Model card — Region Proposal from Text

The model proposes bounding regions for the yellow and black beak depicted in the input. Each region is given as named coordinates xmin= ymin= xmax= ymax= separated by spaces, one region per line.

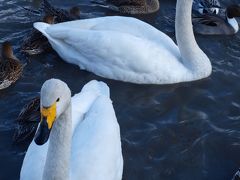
xmin=34 ymin=102 xmax=57 ymax=145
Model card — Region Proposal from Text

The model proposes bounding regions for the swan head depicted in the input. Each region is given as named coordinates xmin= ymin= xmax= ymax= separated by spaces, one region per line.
xmin=34 ymin=79 xmax=71 ymax=145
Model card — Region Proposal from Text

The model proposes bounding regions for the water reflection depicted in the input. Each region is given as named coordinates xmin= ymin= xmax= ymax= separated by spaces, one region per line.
xmin=0 ymin=0 xmax=240 ymax=180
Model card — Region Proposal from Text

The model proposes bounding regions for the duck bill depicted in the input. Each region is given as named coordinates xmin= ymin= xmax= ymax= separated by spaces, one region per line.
xmin=34 ymin=102 xmax=57 ymax=145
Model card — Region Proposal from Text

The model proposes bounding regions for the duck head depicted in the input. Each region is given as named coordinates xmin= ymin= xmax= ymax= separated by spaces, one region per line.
xmin=227 ymin=4 xmax=240 ymax=18
xmin=43 ymin=15 xmax=57 ymax=24
xmin=34 ymin=79 xmax=71 ymax=145
xmin=69 ymin=6 xmax=80 ymax=19
xmin=2 ymin=41 xmax=14 ymax=59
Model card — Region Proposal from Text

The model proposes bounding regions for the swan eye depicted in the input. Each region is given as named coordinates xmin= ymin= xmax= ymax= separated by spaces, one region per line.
xmin=56 ymin=98 xmax=60 ymax=102
xmin=213 ymin=9 xmax=217 ymax=14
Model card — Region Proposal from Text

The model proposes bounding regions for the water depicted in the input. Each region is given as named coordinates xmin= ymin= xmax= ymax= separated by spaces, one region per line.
xmin=0 ymin=0 xmax=240 ymax=179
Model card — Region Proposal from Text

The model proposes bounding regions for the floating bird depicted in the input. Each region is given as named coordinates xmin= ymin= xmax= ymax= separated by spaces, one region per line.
xmin=34 ymin=0 xmax=212 ymax=84
xmin=13 ymin=97 xmax=40 ymax=143
xmin=42 ymin=0 xmax=80 ymax=22
xmin=0 ymin=42 xmax=24 ymax=90
xmin=21 ymin=15 xmax=56 ymax=56
xmin=91 ymin=0 xmax=160 ymax=14
xmin=20 ymin=79 xmax=123 ymax=180
xmin=193 ymin=4 xmax=240 ymax=35
xmin=21 ymin=0 xmax=81 ymax=56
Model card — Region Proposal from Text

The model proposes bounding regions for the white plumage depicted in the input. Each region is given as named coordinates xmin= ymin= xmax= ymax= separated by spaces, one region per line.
xmin=34 ymin=0 xmax=212 ymax=84
xmin=20 ymin=80 xmax=123 ymax=180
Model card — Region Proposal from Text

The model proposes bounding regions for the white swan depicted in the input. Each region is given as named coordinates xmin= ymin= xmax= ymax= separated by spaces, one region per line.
xmin=34 ymin=0 xmax=212 ymax=84
xmin=20 ymin=79 xmax=123 ymax=180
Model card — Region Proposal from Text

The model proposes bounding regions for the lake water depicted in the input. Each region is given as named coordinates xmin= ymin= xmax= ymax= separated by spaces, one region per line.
xmin=0 ymin=0 xmax=240 ymax=179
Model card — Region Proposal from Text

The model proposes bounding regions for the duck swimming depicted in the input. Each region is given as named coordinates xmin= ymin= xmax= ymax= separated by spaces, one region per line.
xmin=21 ymin=15 xmax=56 ymax=56
xmin=20 ymin=79 xmax=123 ymax=180
xmin=13 ymin=97 xmax=40 ymax=143
xmin=34 ymin=0 xmax=211 ymax=84
xmin=0 ymin=42 xmax=24 ymax=90
xmin=42 ymin=0 xmax=80 ymax=23
xmin=91 ymin=0 xmax=160 ymax=14
xmin=193 ymin=4 xmax=240 ymax=35
xmin=21 ymin=0 xmax=81 ymax=56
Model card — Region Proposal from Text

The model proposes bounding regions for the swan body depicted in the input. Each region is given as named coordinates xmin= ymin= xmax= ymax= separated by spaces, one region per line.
xmin=20 ymin=79 xmax=123 ymax=180
xmin=34 ymin=0 xmax=211 ymax=84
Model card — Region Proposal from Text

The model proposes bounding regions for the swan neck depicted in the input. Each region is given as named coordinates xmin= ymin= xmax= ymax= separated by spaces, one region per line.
xmin=43 ymin=102 xmax=72 ymax=180
xmin=175 ymin=0 xmax=211 ymax=77
xmin=175 ymin=0 xmax=198 ymax=59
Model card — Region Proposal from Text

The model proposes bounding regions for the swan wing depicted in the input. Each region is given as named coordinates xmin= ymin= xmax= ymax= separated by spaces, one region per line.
xmin=20 ymin=139 xmax=48 ymax=180
xmin=71 ymin=96 xmax=123 ymax=180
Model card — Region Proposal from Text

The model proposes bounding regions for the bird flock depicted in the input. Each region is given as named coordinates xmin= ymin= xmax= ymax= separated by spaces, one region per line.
xmin=0 ymin=0 xmax=239 ymax=179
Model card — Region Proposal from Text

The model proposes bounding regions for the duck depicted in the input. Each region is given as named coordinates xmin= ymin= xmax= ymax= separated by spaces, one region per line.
xmin=20 ymin=79 xmax=123 ymax=180
xmin=0 ymin=42 xmax=24 ymax=90
xmin=91 ymin=0 xmax=160 ymax=14
xmin=42 ymin=0 xmax=80 ymax=23
xmin=13 ymin=97 xmax=40 ymax=143
xmin=193 ymin=4 xmax=240 ymax=35
xmin=193 ymin=0 xmax=220 ymax=15
xmin=21 ymin=15 xmax=56 ymax=56
xmin=34 ymin=0 xmax=212 ymax=84
xmin=21 ymin=1 xmax=81 ymax=56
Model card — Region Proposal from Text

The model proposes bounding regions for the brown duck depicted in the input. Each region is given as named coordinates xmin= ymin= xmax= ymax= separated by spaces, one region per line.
xmin=92 ymin=0 xmax=160 ymax=14
xmin=42 ymin=0 xmax=80 ymax=23
xmin=0 ymin=42 xmax=24 ymax=90
xmin=21 ymin=0 xmax=80 ymax=56
xmin=21 ymin=15 xmax=56 ymax=56
xmin=13 ymin=97 xmax=40 ymax=143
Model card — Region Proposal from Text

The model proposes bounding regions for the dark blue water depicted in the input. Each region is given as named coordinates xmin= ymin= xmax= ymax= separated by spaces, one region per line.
xmin=0 ymin=0 xmax=240 ymax=179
